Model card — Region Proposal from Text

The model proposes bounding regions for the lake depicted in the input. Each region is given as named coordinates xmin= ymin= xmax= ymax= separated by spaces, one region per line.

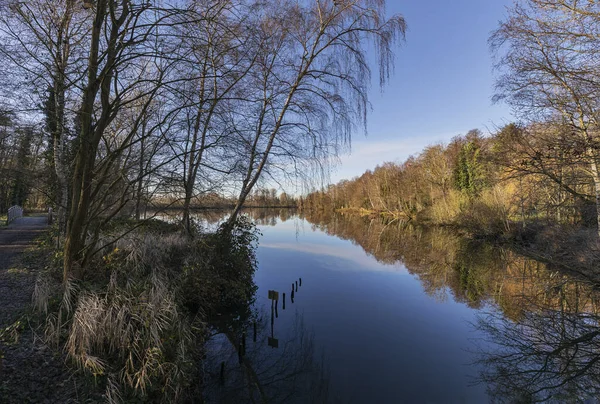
xmin=197 ymin=209 xmax=600 ymax=403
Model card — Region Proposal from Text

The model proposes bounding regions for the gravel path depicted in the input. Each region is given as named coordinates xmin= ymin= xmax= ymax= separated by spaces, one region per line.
xmin=0 ymin=216 xmax=90 ymax=404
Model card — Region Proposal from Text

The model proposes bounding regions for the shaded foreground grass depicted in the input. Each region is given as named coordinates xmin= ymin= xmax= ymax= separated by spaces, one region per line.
xmin=4 ymin=217 xmax=259 ymax=403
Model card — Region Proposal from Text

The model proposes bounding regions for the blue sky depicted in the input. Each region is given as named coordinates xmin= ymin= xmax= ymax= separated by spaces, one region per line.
xmin=329 ymin=0 xmax=514 ymax=184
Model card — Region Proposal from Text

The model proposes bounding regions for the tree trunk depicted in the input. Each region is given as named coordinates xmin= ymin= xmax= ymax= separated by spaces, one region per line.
xmin=53 ymin=0 xmax=75 ymax=237
xmin=182 ymin=181 xmax=194 ymax=234
xmin=63 ymin=0 xmax=108 ymax=281
xmin=135 ymin=122 xmax=146 ymax=221
xmin=53 ymin=85 xmax=69 ymax=236
xmin=588 ymin=149 xmax=600 ymax=238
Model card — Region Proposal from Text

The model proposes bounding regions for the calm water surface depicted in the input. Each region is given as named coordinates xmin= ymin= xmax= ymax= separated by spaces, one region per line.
xmin=201 ymin=210 xmax=600 ymax=403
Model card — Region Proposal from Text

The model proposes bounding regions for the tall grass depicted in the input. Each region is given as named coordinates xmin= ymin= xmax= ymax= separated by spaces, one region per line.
xmin=33 ymin=218 xmax=259 ymax=402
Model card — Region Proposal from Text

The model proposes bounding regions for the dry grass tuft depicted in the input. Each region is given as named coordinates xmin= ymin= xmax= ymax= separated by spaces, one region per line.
xmin=34 ymin=231 xmax=208 ymax=402
xmin=65 ymin=275 xmax=195 ymax=400
xmin=33 ymin=218 xmax=258 ymax=402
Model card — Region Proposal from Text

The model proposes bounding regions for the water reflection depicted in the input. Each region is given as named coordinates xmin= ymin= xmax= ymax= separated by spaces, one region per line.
xmin=474 ymin=279 xmax=600 ymax=403
xmin=301 ymin=210 xmax=600 ymax=402
xmin=204 ymin=275 xmax=334 ymax=404
xmin=195 ymin=207 xmax=296 ymax=227
xmin=199 ymin=209 xmax=600 ymax=402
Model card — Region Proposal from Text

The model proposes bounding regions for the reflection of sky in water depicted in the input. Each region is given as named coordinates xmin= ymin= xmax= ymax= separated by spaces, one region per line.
xmin=261 ymin=241 xmax=408 ymax=274
xmin=252 ymin=217 xmax=490 ymax=403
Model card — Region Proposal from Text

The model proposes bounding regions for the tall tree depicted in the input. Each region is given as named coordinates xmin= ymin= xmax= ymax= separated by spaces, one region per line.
xmin=226 ymin=0 xmax=406 ymax=227
xmin=491 ymin=0 xmax=600 ymax=235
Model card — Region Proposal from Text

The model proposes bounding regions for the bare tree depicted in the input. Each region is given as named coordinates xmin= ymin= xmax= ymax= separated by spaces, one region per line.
xmin=491 ymin=0 xmax=600 ymax=235
xmin=168 ymin=0 xmax=257 ymax=233
xmin=0 ymin=0 xmax=91 ymax=232
xmin=63 ymin=1 xmax=190 ymax=280
xmin=225 ymin=0 xmax=405 ymax=227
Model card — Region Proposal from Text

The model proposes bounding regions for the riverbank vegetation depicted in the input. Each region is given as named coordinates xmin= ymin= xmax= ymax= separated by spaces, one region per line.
xmin=301 ymin=124 xmax=596 ymax=233
xmin=30 ymin=217 xmax=258 ymax=402
xmin=301 ymin=123 xmax=600 ymax=273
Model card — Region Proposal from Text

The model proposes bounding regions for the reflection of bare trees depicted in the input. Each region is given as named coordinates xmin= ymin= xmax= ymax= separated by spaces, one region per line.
xmin=473 ymin=275 xmax=600 ymax=403
xmin=475 ymin=306 xmax=600 ymax=403
xmin=189 ymin=208 xmax=296 ymax=227
xmin=203 ymin=311 xmax=334 ymax=404
xmin=242 ymin=208 xmax=295 ymax=226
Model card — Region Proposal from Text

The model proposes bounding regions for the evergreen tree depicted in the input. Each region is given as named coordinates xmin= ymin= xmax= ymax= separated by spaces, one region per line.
xmin=453 ymin=141 xmax=485 ymax=197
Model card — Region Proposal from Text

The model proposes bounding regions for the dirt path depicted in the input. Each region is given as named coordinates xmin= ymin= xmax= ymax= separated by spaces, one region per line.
xmin=0 ymin=216 xmax=49 ymax=326
xmin=0 ymin=216 xmax=93 ymax=404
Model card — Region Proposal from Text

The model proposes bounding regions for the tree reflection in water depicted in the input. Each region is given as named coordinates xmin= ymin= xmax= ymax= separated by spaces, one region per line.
xmin=302 ymin=210 xmax=600 ymax=401
xmin=203 ymin=308 xmax=335 ymax=403
xmin=474 ymin=281 xmax=600 ymax=403
xmin=196 ymin=209 xmax=600 ymax=402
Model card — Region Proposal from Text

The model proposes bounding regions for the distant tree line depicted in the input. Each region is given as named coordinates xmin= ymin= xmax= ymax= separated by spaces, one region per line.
xmin=154 ymin=188 xmax=298 ymax=209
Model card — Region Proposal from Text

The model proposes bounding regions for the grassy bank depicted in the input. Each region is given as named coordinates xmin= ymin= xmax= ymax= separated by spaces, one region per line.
xmin=20 ymin=217 xmax=259 ymax=402
xmin=336 ymin=207 xmax=410 ymax=219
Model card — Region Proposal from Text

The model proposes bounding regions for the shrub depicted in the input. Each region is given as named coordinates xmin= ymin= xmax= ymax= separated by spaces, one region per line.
xmin=455 ymin=187 xmax=512 ymax=238
xmin=429 ymin=189 xmax=469 ymax=224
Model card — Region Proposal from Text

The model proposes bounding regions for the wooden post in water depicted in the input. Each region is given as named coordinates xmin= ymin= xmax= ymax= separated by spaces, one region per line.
xmin=282 ymin=293 xmax=286 ymax=310
xmin=299 ymin=277 xmax=302 ymax=287
xmin=270 ymin=303 xmax=274 ymax=337
xmin=268 ymin=290 xmax=279 ymax=301
xmin=295 ymin=280 xmax=298 ymax=292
